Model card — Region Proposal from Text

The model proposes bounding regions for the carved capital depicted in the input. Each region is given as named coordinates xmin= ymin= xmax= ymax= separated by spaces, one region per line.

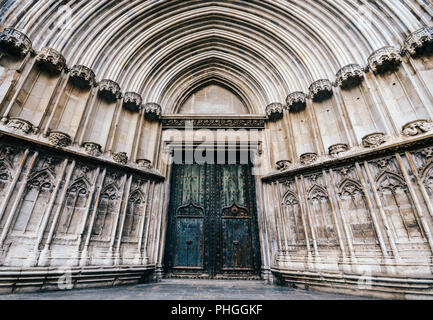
xmin=123 ymin=92 xmax=142 ymax=112
xmin=265 ymin=103 xmax=284 ymax=121
xmin=404 ymin=27 xmax=433 ymax=57
xmin=368 ymin=46 xmax=402 ymax=74
xmin=329 ymin=143 xmax=349 ymax=157
xmin=69 ymin=65 xmax=96 ymax=89
xmin=48 ymin=131 xmax=72 ymax=147
xmin=335 ymin=64 xmax=364 ymax=89
xmin=136 ymin=158 xmax=152 ymax=169
xmin=300 ymin=152 xmax=318 ymax=165
xmin=98 ymin=79 xmax=121 ymax=102
xmin=402 ymin=119 xmax=433 ymax=136
xmin=309 ymin=79 xmax=333 ymax=102
xmin=35 ymin=47 xmax=66 ymax=74
xmin=144 ymin=102 xmax=162 ymax=121
xmin=112 ymin=152 xmax=128 ymax=164
xmin=0 ymin=28 xmax=32 ymax=57
xmin=83 ymin=142 xmax=102 ymax=156
xmin=276 ymin=160 xmax=291 ymax=171
xmin=6 ymin=117 xmax=35 ymax=134
xmin=362 ymin=132 xmax=386 ymax=148
xmin=286 ymin=92 xmax=307 ymax=112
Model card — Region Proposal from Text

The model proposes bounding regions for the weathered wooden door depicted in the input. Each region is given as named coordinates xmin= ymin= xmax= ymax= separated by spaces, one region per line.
xmin=164 ymin=163 xmax=261 ymax=278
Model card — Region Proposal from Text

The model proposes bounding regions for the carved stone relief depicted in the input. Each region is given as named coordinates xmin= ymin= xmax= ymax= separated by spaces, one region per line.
xmin=69 ymin=65 xmax=96 ymax=89
xmin=144 ymin=103 xmax=162 ymax=121
xmin=265 ymin=103 xmax=284 ymax=121
xmin=123 ymin=92 xmax=142 ymax=112
xmin=402 ymin=120 xmax=433 ymax=137
xmin=35 ymin=47 xmax=66 ymax=74
xmin=404 ymin=26 xmax=433 ymax=57
xmin=335 ymin=64 xmax=364 ymax=90
xmin=300 ymin=152 xmax=318 ymax=165
xmin=0 ymin=28 xmax=32 ymax=57
xmin=362 ymin=132 xmax=387 ymax=148
xmin=48 ymin=131 xmax=72 ymax=148
xmin=98 ymin=79 xmax=121 ymax=102
xmin=286 ymin=92 xmax=306 ymax=113
xmin=309 ymin=79 xmax=333 ymax=102
xmin=368 ymin=46 xmax=402 ymax=74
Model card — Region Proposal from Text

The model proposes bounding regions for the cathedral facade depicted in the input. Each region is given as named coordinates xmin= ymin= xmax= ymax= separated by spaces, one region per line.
xmin=0 ymin=0 xmax=432 ymax=298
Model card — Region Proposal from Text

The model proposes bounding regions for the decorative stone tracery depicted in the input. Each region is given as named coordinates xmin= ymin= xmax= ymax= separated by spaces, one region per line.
xmin=309 ymin=79 xmax=333 ymax=102
xmin=265 ymin=103 xmax=284 ymax=121
xmin=286 ymin=92 xmax=307 ymax=112
xmin=35 ymin=47 xmax=66 ymax=74
xmin=0 ymin=28 xmax=32 ymax=57
xmin=335 ymin=64 xmax=364 ymax=89
xmin=404 ymin=27 xmax=433 ymax=57
xmin=368 ymin=46 xmax=402 ymax=74
xmin=69 ymin=65 xmax=96 ymax=89
xmin=144 ymin=103 xmax=162 ymax=121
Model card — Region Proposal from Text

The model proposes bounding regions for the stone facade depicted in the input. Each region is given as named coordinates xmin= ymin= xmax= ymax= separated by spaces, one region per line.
xmin=0 ymin=0 xmax=433 ymax=298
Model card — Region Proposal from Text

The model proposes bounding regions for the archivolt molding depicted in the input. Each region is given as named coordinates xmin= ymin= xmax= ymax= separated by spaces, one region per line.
xmin=0 ymin=0 xmax=431 ymax=114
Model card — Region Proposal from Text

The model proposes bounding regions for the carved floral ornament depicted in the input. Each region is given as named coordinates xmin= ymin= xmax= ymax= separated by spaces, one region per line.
xmin=402 ymin=119 xmax=433 ymax=137
xmin=48 ymin=131 xmax=72 ymax=148
xmin=309 ymin=79 xmax=333 ymax=102
xmin=368 ymin=46 xmax=402 ymax=74
xmin=98 ymin=79 xmax=121 ymax=101
xmin=362 ymin=132 xmax=387 ymax=148
xmin=335 ymin=64 xmax=365 ymax=90
xmin=329 ymin=143 xmax=349 ymax=157
xmin=300 ymin=152 xmax=318 ymax=165
xmin=143 ymin=103 xmax=162 ymax=121
xmin=83 ymin=142 xmax=102 ymax=156
xmin=276 ymin=160 xmax=291 ymax=171
xmin=69 ymin=65 xmax=96 ymax=89
xmin=112 ymin=152 xmax=128 ymax=164
xmin=123 ymin=92 xmax=142 ymax=112
xmin=404 ymin=27 xmax=433 ymax=57
xmin=286 ymin=92 xmax=307 ymax=112
xmin=136 ymin=159 xmax=152 ymax=169
xmin=6 ymin=117 xmax=36 ymax=134
xmin=0 ymin=28 xmax=32 ymax=57
xmin=35 ymin=47 xmax=66 ymax=74
xmin=265 ymin=103 xmax=284 ymax=121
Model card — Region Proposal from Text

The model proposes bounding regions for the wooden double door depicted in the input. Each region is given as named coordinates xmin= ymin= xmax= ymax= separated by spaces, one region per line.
xmin=164 ymin=163 xmax=261 ymax=278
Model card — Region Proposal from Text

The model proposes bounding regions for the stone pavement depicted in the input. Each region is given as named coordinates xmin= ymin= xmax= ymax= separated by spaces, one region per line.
xmin=0 ymin=279 xmax=371 ymax=300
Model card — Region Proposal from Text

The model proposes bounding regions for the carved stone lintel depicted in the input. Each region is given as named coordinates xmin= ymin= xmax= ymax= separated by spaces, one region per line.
xmin=276 ymin=160 xmax=291 ymax=171
xmin=48 ymin=131 xmax=72 ymax=147
xmin=69 ymin=65 xmax=96 ymax=89
xmin=368 ymin=46 xmax=402 ymax=74
xmin=6 ymin=117 xmax=35 ymax=134
xmin=286 ymin=92 xmax=307 ymax=113
xmin=329 ymin=143 xmax=349 ymax=157
xmin=83 ymin=142 xmax=102 ymax=156
xmin=335 ymin=64 xmax=364 ymax=90
xmin=123 ymin=92 xmax=142 ymax=112
xmin=161 ymin=118 xmax=266 ymax=129
xmin=300 ymin=153 xmax=318 ymax=165
xmin=98 ymin=79 xmax=121 ymax=102
xmin=404 ymin=27 xmax=433 ymax=57
xmin=362 ymin=132 xmax=387 ymax=148
xmin=112 ymin=152 xmax=128 ymax=164
xmin=309 ymin=79 xmax=333 ymax=102
xmin=136 ymin=158 xmax=152 ymax=169
xmin=35 ymin=47 xmax=66 ymax=74
xmin=0 ymin=28 xmax=32 ymax=57
xmin=144 ymin=103 xmax=162 ymax=121
xmin=266 ymin=103 xmax=284 ymax=121
xmin=402 ymin=119 xmax=433 ymax=136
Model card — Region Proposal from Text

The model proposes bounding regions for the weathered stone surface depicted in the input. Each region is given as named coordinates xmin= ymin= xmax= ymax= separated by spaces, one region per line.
xmin=335 ymin=64 xmax=364 ymax=89
xmin=144 ymin=103 xmax=162 ymax=120
xmin=266 ymin=103 xmax=284 ymax=121
xmin=69 ymin=65 xmax=96 ymax=89
xmin=404 ymin=27 xmax=433 ymax=57
xmin=123 ymin=92 xmax=142 ymax=112
xmin=286 ymin=92 xmax=306 ymax=112
xmin=98 ymin=79 xmax=121 ymax=101
xmin=35 ymin=47 xmax=66 ymax=74
xmin=309 ymin=79 xmax=333 ymax=102
xmin=0 ymin=28 xmax=32 ymax=57
xmin=368 ymin=46 xmax=402 ymax=74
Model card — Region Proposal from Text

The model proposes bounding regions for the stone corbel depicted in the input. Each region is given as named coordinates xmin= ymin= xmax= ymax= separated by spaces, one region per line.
xmin=309 ymin=79 xmax=333 ymax=102
xmin=35 ymin=47 xmax=66 ymax=74
xmin=265 ymin=103 xmax=284 ymax=121
xmin=276 ymin=160 xmax=291 ymax=171
xmin=48 ymin=131 xmax=72 ymax=147
xmin=144 ymin=103 xmax=162 ymax=121
xmin=83 ymin=142 xmax=102 ymax=156
xmin=335 ymin=64 xmax=364 ymax=90
xmin=69 ymin=65 xmax=96 ymax=89
xmin=368 ymin=46 xmax=402 ymax=74
xmin=329 ymin=143 xmax=349 ymax=157
xmin=404 ymin=27 xmax=433 ymax=57
xmin=362 ymin=132 xmax=387 ymax=148
xmin=300 ymin=152 xmax=318 ymax=165
xmin=6 ymin=117 xmax=36 ymax=134
xmin=123 ymin=92 xmax=142 ymax=112
xmin=286 ymin=92 xmax=307 ymax=112
xmin=136 ymin=158 xmax=152 ymax=169
xmin=112 ymin=152 xmax=128 ymax=164
xmin=98 ymin=79 xmax=121 ymax=102
xmin=0 ymin=28 xmax=32 ymax=58
xmin=402 ymin=119 xmax=433 ymax=137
